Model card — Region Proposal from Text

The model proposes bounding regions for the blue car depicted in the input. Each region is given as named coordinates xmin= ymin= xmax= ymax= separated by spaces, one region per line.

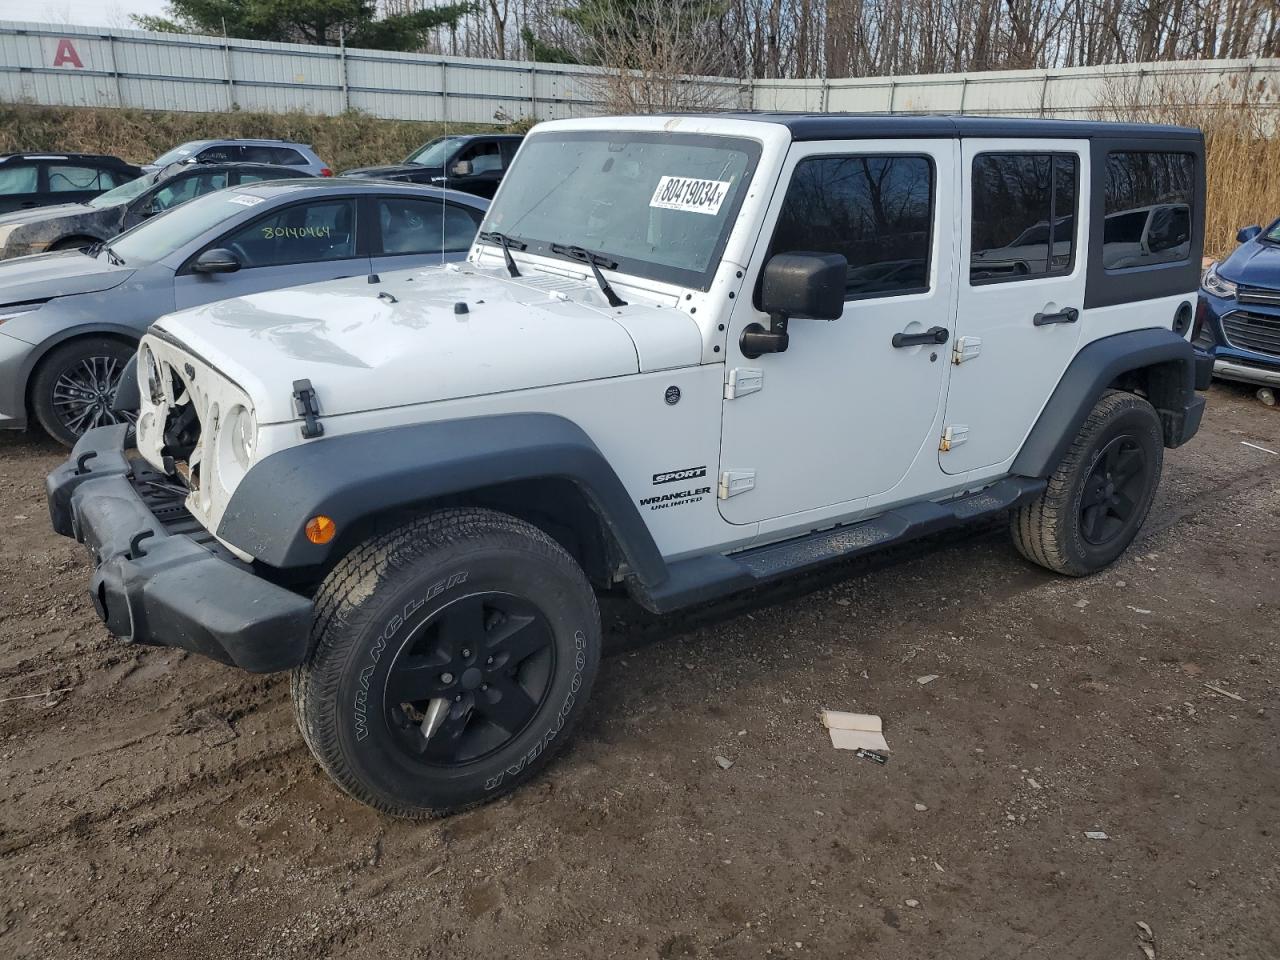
xmin=1196 ymin=221 xmax=1280 ymax=391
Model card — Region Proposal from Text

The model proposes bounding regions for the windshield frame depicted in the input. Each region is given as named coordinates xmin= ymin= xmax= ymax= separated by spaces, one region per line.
xmin=480 ymin=130 xmax=763 ymax=292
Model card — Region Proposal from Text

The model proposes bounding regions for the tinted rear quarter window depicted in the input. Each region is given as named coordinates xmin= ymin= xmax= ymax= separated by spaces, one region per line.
xmin=769 ymin=154 xmax=934 ymax=298
xmin=970 ymin=153 xmax=1078 ymax=283
xmin=1102 ymin=151 xmax=1195 ymax=269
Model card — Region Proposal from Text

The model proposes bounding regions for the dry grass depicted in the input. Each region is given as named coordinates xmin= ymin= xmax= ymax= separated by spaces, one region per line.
xmin=1094 ymin=72 xmax=1280 ymax=258
xmin=0 ymin=103 xmax=495 ymax=172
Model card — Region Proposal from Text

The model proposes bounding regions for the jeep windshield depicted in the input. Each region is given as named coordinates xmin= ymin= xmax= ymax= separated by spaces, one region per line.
xmin=481 ymin=130 xmax=761 ymax=290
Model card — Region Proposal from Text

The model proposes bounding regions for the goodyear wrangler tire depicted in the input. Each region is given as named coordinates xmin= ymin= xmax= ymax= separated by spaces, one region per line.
xmin=1011 ymin=390 xmax=1164 ymax=576
xmin=292 ymin=508 xmax=601 ymax=818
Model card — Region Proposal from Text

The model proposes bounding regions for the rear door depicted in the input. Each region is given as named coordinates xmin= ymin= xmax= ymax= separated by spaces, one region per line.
xmin=172 ymin=196 xmax=369 ymax=309
xmin=43 ymin=161 xmax=125 ymax=205
xmin=939 ymin=140 xmax=1089 ymax=475
xmin=369 ymin=195 xmax=483 ymax=273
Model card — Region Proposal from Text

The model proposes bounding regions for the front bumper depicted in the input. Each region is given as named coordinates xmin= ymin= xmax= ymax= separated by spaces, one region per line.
xmin=46 ymin=424 xmax=312 ymax=672
xmin=1214 ymin=358 xmax=1280 ymax=387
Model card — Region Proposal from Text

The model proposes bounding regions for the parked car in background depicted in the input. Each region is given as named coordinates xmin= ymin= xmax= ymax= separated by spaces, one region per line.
xmin=1196 ymin=220 xmax=1280 ymax=390
xmin=0 ymin=153 xmax=142 ymax=214
xmin=0 ymin=179 xmax=487 ymax=444
xmin=144 ymin=139 xmax=332 ymax=177
xmin=0 ymin=162 xmax=307 ymax=260
xmin=341 ymin=133 xmax=523 ymax=199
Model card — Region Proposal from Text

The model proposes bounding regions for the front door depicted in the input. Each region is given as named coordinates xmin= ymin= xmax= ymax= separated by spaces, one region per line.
xmin=718 ymin=140 xmax=958 ymax=525
xmin=173 ymin=196 xmax=369 ymax=310
xmin=939 ymin=139 xmax=1089 ymax=474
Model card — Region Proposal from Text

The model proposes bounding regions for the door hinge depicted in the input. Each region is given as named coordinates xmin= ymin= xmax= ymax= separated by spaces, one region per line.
xmin=718 ymin=470 xmax=756 ymax=499
xmin=724 ymin=367 xmax=763 ymax=399
xmin=939 ymin=425 xmax=969 ymax=452
xmin=952 ymin=336 xmax=982 ymax=364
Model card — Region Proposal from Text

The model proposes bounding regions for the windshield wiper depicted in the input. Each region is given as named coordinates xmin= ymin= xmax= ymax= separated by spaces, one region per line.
xmin=478 ymin=230 xmax=526 ymax=278
xmin=549 ymin=243 xmax=627 ymax=307
xmin=101 ymin=244 xmax=125 ymax=266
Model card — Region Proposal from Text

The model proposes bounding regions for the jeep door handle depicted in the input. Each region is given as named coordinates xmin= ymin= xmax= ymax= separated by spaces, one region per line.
xmin=1033 ymin=307 xmax=1079 ymax=326
xmin=891 ymin=326 xmax=949 ymax=348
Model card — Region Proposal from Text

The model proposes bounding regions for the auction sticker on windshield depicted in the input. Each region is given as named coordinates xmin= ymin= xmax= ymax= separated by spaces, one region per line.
xmin=227 ymin=194 xmax=266 ymax=207
xmin=650 ymin=176 xmax=732 ymax=215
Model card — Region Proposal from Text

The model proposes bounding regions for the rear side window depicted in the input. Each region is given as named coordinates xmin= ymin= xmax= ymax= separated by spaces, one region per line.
xmin=1103 ymin=152 xmax=1194 ymax=269
xmin=197 ymin=145 xmax=242 ymax=164
xmin=971 ymin=153 xmax=1078 ymax=283
xmin=241 ymin=145 xmax=308 ymax=166
xmin=378 ymin=197 xmax=480 ymax=255
xmin=46 ymin=164 xmax=122 ymax=192
xmin=769 ymin=155 xmax=934 ymax=299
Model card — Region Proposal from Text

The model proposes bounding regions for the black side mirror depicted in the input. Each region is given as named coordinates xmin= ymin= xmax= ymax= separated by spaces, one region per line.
xmin=742 ymin=252 xmax=847 ymax=359
xmin=1237 ymin=224 xmax=1262 ymax=243
xmin=191 ymin=248 xmax=241 ymax=274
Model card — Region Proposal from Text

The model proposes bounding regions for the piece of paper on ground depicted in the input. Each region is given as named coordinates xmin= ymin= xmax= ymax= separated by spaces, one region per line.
xmin=822 ymin=710 xmax=889 ymax=752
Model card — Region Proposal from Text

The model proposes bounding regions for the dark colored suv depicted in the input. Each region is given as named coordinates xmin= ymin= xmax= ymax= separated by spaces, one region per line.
xmin=1195 ymin=221 xmax=1280 ymax=392
xmin=341 ymin=134 xmax=523 ymax=199
xmin=0 ymin=162 xmax=307 ymax=259
xmin=0 ymin=153 xmax=143 ymax=214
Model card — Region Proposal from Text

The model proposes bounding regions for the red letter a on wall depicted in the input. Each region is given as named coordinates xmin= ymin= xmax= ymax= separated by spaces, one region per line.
xmin=53 ymin=38 xmax=83 ymax=68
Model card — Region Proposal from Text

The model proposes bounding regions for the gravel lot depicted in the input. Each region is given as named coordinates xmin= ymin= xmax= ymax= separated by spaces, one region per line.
xmin=1 ymin=383 xmax=1277 ymax=960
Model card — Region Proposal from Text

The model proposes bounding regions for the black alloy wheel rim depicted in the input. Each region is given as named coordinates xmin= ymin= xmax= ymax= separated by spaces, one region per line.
xmin=383 ymin=592 xmax=556 ymax=767
xmin=1079 ymin=435 xmax=1148 ymax=546
xmin=52 ymin=355 xmax=136 ymax=436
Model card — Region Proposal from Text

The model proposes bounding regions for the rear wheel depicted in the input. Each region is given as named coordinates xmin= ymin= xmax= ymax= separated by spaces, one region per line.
xmin=30 ymin=337 xmax=137 ymax=447
xmin=1011 ymin=390 xmax=1164 ymax=576
xmin=292 ymin=508 xmax=601 ymax=818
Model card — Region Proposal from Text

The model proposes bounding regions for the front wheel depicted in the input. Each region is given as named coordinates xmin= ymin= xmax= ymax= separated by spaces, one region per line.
xmin=30 ymin=337 xmax=137 ymax=446
xmin=1011 ymin=390 xmax=1164 ymax=576
xmin=292 ymin=508 xmax=602 ymax=818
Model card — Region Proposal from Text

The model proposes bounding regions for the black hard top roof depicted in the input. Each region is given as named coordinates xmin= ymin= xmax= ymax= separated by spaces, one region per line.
xmin=0 ymin=152 xmax=139 ymax=165
xmin=689 ymin=113 xmax=1201 ymax=142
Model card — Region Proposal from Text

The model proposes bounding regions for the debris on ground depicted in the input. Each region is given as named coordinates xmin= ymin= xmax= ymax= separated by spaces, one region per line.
xmin=1084 ymin=831 xmax=1110 ymax=840
xmin=1137 ymin=920 xmax=1156 ymax=958
xmin=1203 ymin=683 xmax=1245 ymax=702
xmin=914 ymin=802 xmax=928 ymax=812
xmin=917 ymin=674 xmax=939 ymax=685
xmin=714 ymin=755 xmax=734 ymax=770
xmin=822 ymin=710 xmax=889 ymax=752
xmin=854 ymin=749 xmax=888 ymax=765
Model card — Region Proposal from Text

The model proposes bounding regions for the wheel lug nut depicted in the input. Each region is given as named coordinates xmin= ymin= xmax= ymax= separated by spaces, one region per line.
xmin=461 ymin=648 xmax=471 ymax=658
xmin=486 ymin=656 xmax=494 ymax=665
xmin=480 ymin=683 xmax=488 ymax=691
xmin=440 ymin=672 xmax=454 ymax=684
xmin=454 ymin=695 xmax=462 ymax=702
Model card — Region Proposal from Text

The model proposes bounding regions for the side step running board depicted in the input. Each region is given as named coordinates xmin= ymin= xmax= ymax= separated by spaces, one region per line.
xmin=638 ymin=476 xmax=1045 ymax=613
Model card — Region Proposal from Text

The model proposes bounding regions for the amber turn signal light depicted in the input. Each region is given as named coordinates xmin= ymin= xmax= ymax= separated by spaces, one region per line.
xmin=305 ymin=515 xmax=336 ymax=544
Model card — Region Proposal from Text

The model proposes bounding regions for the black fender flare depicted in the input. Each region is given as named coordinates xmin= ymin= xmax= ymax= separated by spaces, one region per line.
xmin=216 ymin=413 xmax=669 ymax=586
xmin=1012 ymin=327 xmax=1202 ymax=478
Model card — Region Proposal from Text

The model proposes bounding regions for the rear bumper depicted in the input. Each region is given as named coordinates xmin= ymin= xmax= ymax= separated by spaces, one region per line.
xmin=46 ymin=424 xmax=312 ymax=673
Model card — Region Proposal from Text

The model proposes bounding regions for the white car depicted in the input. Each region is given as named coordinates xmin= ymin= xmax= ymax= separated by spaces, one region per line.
xmin=49 ymin=114 xmax=1211 ymax=817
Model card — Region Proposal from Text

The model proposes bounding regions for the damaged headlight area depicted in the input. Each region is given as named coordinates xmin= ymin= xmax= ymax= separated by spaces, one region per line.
xmin=135 ymin=335 xmax=258 ymax=535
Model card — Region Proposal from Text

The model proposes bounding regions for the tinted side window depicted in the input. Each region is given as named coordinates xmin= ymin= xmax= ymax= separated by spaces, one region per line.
xmin=197 ymin=145 xmax=242 ymax=163
xmin=769 ymin=155 xmax=933 ymax=298
xmin=222 ymin=199 xmax=357 ymax=267
xmin=971 ymin=153 xmax=1078 ymax=283
xmin=378 ymin=197 xmax=480 ymax=255
xmin=238 ymin=168 xmax=294 ymax=185
xmin=151 ymin=172 xmax=230 ymax=211
xmin=1103 ymin=151 xmax=1194 ymax=269
xmin=0 ymin=164 xmax=38 ymax=194
xmin=457 ymin=141 xmax=504 ymax=175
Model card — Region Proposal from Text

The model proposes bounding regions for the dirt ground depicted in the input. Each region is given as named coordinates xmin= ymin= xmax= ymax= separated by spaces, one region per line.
xmin=0 ymin=383 xmax=1277 ymax=960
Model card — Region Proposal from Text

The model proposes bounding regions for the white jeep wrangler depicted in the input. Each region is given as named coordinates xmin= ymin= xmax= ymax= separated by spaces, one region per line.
xmin=48 ymin=114 xmax=1211 ymax=817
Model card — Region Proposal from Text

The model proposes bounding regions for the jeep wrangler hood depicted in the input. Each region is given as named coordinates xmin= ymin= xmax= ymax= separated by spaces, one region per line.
xmin=151 ymin=266 xmax=701 ymax=424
